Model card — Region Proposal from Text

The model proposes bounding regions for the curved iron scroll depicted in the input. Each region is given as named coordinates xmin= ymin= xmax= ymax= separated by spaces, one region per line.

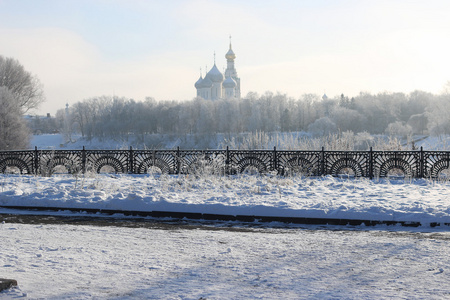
xmin=278 ymin=151 xmax=320 ymax=176
xmin=0 ymin=157 xmax=31 ymax=174
xmin=0 ymin=150 xmax=35 ymax=174
xmin=324 ymin=152 xmax=368 ymax=177
xmin=373 ymin=151 xmax=419 ymax=178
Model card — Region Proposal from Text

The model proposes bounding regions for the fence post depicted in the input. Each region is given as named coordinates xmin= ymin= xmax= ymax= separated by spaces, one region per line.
xmin=82 ymin=146 xmax=86 ymax=174
xmin=129 ymin=146 xmax=134 ymax=174
xmin=273 ymin=146 xmax=277 ymax=173
xmin=419 ymin=146 xmax=424 ymax=178
xmin=176 ymin=146 xmax=181 ymax=174
xmin=369 ymin=147 xmax=373 ymax=180
xmin=34 ymin=146 xmax=39 ymax=175
xmin=321 ymin=147 xmax=325 ymax=176
xmin=447 ymin=151 xmax=450 ymax=172
xmin=226 ymin=146 xmax=230 ymax=175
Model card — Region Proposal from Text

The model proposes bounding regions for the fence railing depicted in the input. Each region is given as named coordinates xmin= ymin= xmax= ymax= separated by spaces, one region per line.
xmin=0 ymin=146 xmax=449 ymax=178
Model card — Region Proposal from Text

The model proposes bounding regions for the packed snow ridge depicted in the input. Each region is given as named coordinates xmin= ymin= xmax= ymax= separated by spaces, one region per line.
xmin=1 ymin=172 xmax=450 ymax=226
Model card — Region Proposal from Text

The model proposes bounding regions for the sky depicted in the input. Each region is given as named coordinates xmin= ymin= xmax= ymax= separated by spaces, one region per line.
xmin=1 ymin=0 xmax=450 ymax=115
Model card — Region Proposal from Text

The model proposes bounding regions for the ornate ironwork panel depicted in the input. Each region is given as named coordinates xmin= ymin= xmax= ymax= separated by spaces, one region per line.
xmin=0 ymin=150 xmax=35 ymax=174
xmin=323 ymin=151 xmax=369 ymax=177
xmin=422 ymin=151 xmax=450 ymax=178
xmin=372 ymin=151 xmax=420 ymax=178
xmin=178 ymin=150 xmax=227 ymax=175
xmin=132 ymin=150 xmax=177 ymax=174
xmin=38 ymin=150 xmax=83 ymax=174
xmin=85 ymin=150 xmax=130 ymax=173
xmin=277 ymin=151 xmax=321 ymax=176
xmin=228 ymin=150 xmax=273 ymax=174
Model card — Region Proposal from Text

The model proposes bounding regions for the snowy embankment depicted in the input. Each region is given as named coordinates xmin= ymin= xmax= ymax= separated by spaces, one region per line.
xmin=1 ymin=173 xmax=450 ymax=226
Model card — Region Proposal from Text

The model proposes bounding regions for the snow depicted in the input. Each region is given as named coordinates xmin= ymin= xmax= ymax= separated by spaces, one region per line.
xmin=30 ymin=134 xmax=66 ymax=150
xmin=1 ymin=174 xmax=450 ymax=225
xmin=2 ymin=221 xmax=450 ymax=299
xmin=21 ymin=133 xmax=450 ymax=226
xmin=416 ymin=135 xmax=450 ymax=150
xmin=30 ymin=133 xmax=450 ymax=151
xmin=30 ymin=134 xmax=121 ymax=150
xmin=2 ymin=175 xmax=450 ymax=299
xmin=2 ymin=134 xmax=450 ymax=298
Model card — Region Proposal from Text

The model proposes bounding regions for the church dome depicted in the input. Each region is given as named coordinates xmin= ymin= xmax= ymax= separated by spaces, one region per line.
xmin=225 ymin=48 xmax=236 ymax=60
xmin=194 ymin=76 xmax=203 ymax=89
xmin=206 ymin=64 xmax=224 ymax=83
xmin=223 ymin=76 xmax=236 ymax=88
xmin=199 ymin=75 xmax=213 ymax=88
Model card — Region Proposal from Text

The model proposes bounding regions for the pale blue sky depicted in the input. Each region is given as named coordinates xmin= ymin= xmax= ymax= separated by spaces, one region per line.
xmin=1 ymin=0 xmax=449 ymax=114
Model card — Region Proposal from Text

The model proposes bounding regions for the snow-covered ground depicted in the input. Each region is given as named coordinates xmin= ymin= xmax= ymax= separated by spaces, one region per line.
xmin=2 ymin=221 xmax=450 ymax=299
xmin=30 ymin=133 xmax=450 ymax=150
xmin=1 ymin=134 xmax=450 ymax=298
xmin=2 ymin=174 xmax=450 ymax=299
xmin=2 ymin=174 xmax=450 ymax=298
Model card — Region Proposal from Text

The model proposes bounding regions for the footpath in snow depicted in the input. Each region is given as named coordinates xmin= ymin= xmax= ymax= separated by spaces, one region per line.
xmin=1 ymin=173 xmax=450 ymax=227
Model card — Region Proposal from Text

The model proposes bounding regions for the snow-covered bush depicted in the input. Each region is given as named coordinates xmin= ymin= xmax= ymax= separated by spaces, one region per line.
xmin=385 ymin=121 xmax=412 ymax=138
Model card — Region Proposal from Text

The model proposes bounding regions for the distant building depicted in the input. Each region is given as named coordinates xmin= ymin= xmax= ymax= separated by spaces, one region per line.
xmin=195 ymin=38 xmax=241 ymax=100
xmin=26 ymin=113 xmax=58 ymax=134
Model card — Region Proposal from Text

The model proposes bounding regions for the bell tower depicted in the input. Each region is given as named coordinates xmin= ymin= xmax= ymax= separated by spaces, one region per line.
xmin=224 ymin=36 xmax=240 ymax=98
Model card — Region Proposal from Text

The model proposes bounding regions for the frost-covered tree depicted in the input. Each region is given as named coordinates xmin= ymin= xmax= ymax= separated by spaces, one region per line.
xmin=308 ymin=117 xmax=338 ymax=137
xmin=331 ymin=106 xmax=366 ymax=132
xmin=400 ymin=90 xmax=431 ymax=123
xmin=408 ymin=113 xmax=427 ymax=135
xmin=442 ymin=81 xmax=450 ymax=95
xmin=0 ymin=55 xmax=45 ymax=112
xmin=426 ymin=94 xmax=450 ymax=136
xmin=0 ymin=87 xmax=30 ymax=149
xmin=59 ymin=87 xmax=450 ymax=146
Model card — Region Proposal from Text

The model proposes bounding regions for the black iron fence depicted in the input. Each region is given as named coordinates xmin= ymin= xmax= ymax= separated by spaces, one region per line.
xmin=0 ymin=146 xmax=449 ymax=179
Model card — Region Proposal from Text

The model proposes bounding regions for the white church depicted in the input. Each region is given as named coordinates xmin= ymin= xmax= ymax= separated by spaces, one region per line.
xmin=195 ymin=39 xmax=241 ymax=100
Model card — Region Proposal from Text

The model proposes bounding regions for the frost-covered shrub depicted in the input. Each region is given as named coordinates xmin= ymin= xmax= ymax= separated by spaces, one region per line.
xmin=385 ymin=121 xmax=412 ymax=138
xmin=184 ymin=154 xmax=226 ymax=178
xmin=219 ymin=131 xmax=406 ymax=151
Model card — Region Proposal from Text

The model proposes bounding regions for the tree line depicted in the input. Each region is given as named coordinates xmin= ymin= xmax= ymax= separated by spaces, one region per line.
xmin=58 ymin=88 xmax=449 ymax=144
xmin=2 ymin=54 xmax=450 ymax=150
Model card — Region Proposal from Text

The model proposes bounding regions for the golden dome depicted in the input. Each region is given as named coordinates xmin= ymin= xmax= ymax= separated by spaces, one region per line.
xmin=225 ymin=47 xmax=236 ymax=60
